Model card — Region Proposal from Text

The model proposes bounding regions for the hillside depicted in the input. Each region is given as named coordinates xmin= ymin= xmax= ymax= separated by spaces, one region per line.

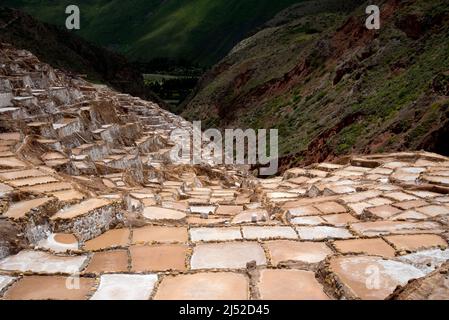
xmin=4 ymin=0 xmax=304 ymax=66
xmin=0 ymin=7 xmax=163 ymax=103
xmin=181 ymin=0 xmax=449 ymax=169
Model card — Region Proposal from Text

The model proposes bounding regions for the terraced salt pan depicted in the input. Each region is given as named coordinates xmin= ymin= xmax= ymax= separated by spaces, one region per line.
xmin=0 ymin=250 xmax=88 ymax=274
xmin=258 ymin=269 xmax=329 ymax=300
xmin=351 ymin=221 xmax=444 ymax=237
xmin=0 ymin=169 xmax=46 ymax=180
xmin=51 ymin=189 xmax=85 ymax=202
xmin=398 ymin=249 xmax=449 ymax=274
xmin=296 ymin=226 xmax=353 ymax=240
xmin=0 ymin=157 xmax=27 ymax=168
xmin=0 ymin=275 xmax=16 ymax=292
xmin=189 ymin=206 xmax=217 ymax=215
xmin=291 ymin=216 xmax=325 ymax=225
xmin=41 ymin=152 xmax=66 ymax=161
xmin=83 ymin=250 xmax=129 ymax=274
xmin=265 ymin=240 xmax=332 ymax=265
xmin=84 ymin=229 xmax=130 ymax=251
xmin=143 ymin=206 xmax=186 ymax=221
xmin=130 ymin=244 xmax=188 ymax=272
xmin=3 ymin=197 xmax=52 ymax=219
xmin=37 ymin=233 xmax=79 ymax=253
xmin=190 ymin=227 xmax=242 ymax=242
xmin=21 ymin=182 xmax=72 ymax=193
xmin=385 ymin=234 xmax=447 ymax=252
xmin=322 ymin=213 xmax=358 ymax=226
xmin=154 ymin=272 xmax=249 ymax=300
xmin=287 ymin=206 xmax=321 ymax=217
xmin=51 ymin=198 xmax=111 ymax=220
xmin=3 ymin=276 xmax=95 ymax=300
xmin=0 ymin=132 xmax=21 ymax=141
xmin=215 ymin=205 xmax=243 ymax=216
xmin=333 ymin=238 xmax=396 ymax=258
xmin=242 ymin=226 xmax=298 ymax=240
xmin=328 ymin=256 xmax=425 ymax=299
xmin=187 ymin=216 xmax=229 ymax=225
xmin=91 ymin=274 xmax=158 ymax=300
xmin=133 ymin=226 xmax=188 ymax=244
xmin=0 ymin=182 xmax=13 ymax=196
xmin=231 ymin=209 xmax=269 ymax=223
xmin=7 ymin=176 xmax=59 ymax=187
xmin=190 ymin=242 xmax=266 ymax=270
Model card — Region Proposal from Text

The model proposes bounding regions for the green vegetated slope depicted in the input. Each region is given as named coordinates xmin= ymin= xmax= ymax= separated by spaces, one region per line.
xmin=4 ymin=0 xmax=303 ymax=66
xmin=181 ymin=0 xmax=449 ymax=168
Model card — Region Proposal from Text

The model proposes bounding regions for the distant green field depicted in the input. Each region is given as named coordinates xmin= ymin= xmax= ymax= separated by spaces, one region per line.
xmin=144 ymin=73 xmax=199 ymax=112
xmin=144 ymin=73 xmax=192 ymax=83
xmin=4 ymin=0 xmax=303 ymax=66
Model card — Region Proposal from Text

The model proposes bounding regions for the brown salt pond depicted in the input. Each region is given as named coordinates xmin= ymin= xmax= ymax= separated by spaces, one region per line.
xmin=384 ymin=234 xmax=448 ymax=252
xmin=0 ymin=168 xmax=46 ymax=180
xmin=3 ymin=276 xmax=95 ymax=300
xmin=265 ymin=240 xmax=332 ymax=266
xmin=143 ymin=206 xmax=186 ymax=221
xmin=130 ymin=244 xmax=188 ymax=272
xmin=332 ymin=238 xmax=396 ymax=258
xmin=231 ymin=209 xmax=269 ymax=224
xmin=21 ymin=182 xmax=72 ymax=194
xmin=186 ymin=216 xmax=229 ymax=225
xmin=321 ymin=213 xmax=359 ymax=226
xmin=54 ymin=233 xmax=78 ymax=244
xmin=51 ymin=189 xmax=85 ymax=202
xmin=0 ymin=132 xmax=21 ymax=141
xmin=154 ymin=272 xmax=249 ymax=300
xmin=52 ymin=198 xmax=111 ymax=220
xmin=7 ymin=176 xmax=59 ymax=187
xmin=83 ymin=250 xmax=129 ymax=274
xmin=257 ymin=269 xmax=329 ymax=300
xmin=132 ymin=226 xmax=188 ymax=244
xmin=3 ymin=197 xmax=52 ymax=219
xmin=0 ymin=157 xmax=27 ymax=168
xmin=215 ymin=205 xmax=243 ymax=216
xmin=83 ymin=228 xmax=130 ymax=251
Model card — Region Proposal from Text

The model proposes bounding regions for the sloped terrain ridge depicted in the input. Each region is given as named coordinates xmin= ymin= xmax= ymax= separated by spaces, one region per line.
xmin=1 ymin=44 xmax=449 ymax=300
xmin=182 ymin=0 xmax=449 ymax=167
xmin=0 ymin=7 xmax=162 ymax=103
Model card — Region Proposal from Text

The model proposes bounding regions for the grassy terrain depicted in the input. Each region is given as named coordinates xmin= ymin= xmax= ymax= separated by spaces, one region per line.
xmin=4 ymin=0 xmax=304 ymax=66
xmin=182 ymin=0 xmax=449 ymax=163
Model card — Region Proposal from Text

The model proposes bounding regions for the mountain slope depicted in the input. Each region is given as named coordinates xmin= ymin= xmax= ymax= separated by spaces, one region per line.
xmin=0 ymin=7 xmax=163 ymax=103
xmin=181 ymin=0 xmax=449 ymax=168
xmin=4 ymin=0 xmax=304 ymax=66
